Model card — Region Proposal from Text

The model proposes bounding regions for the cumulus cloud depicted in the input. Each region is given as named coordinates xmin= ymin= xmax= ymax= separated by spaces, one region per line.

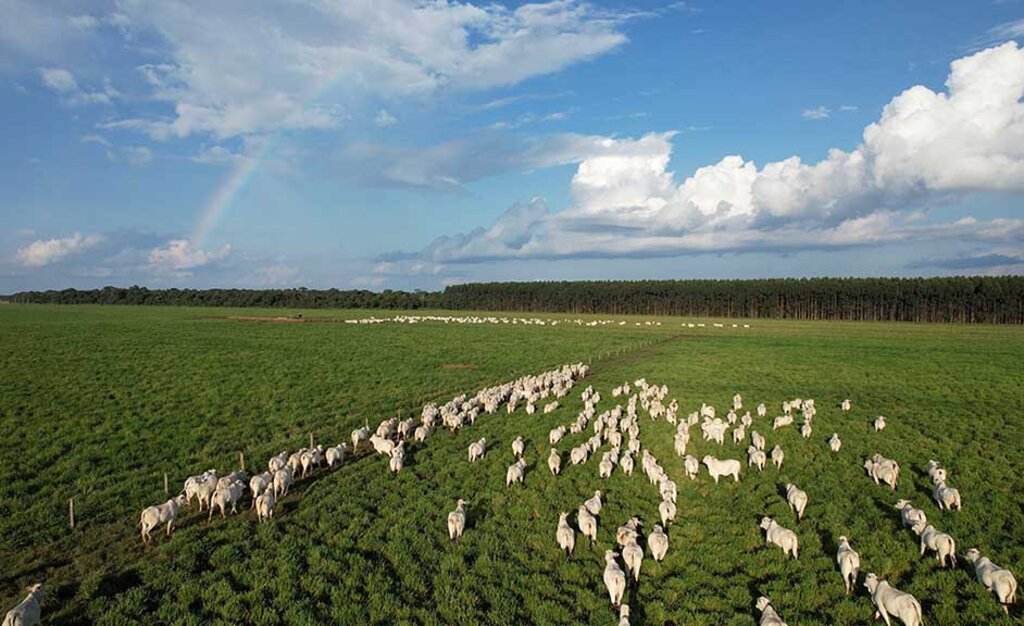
xmin=148 ymin=239 xmax=231 ymax=272
xmin=401 ymin=42 xmax=1024 ymax=264
xmin=14 ymin=233 xmax=104 ymax=267
xmin=99 ymin=0 xmax=631 ymax=139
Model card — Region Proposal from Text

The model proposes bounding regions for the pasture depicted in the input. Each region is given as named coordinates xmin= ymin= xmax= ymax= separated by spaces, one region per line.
xmin=1 ymin=305 xmax=1022 ymax=625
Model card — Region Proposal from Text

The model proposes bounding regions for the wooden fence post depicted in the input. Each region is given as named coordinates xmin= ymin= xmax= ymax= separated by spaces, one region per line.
xmin=69 ymin=498 xmax=75 ymax=530
xmin=163 ymin=473 xmax=169 ymax=495
xmin=309 ymin=432 xmax=314 ymax=449
xmin=239 ymin=451 xmax=245 ymax=472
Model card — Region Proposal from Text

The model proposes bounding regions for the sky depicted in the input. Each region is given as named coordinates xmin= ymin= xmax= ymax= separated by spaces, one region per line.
xmin=1 ymin=0 xmax=1022 ymax=292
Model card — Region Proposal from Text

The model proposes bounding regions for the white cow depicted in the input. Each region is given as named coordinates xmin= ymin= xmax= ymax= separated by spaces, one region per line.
xmin=874 ymin=415 xmax=887 ymax=431
xmin=351 ymin=426 xmax=370 ymax=451
xmin=267 ymin=452 xmax=289 ymax=474
xmin=2 ymin=584 xmax=43 ymax=626
xmin=771 ymin=445 xmax=785 ymax=470
xmin=325 ymin=444 xmax=348 ymax=468
xmin=829 ymin=433 xmax=842 ymax=452
xmin=389 ymin=450 xmax=404 ymax=474
xmin=964 ymin=548 xmax=1017 ymax=614
xmin=755 ymin=596 xmax=788 ymax=626
xmin=864 ymin=457 xmax=899 ymax=490
xmin=273 ymin=466 xmax=294 ymax=498
xmin=932 ymin=481 xmax=962 ymax=511
xmin=785 ymin=484 xmax=808 ymax=520
xmin=751 ymin=430 xmax=766 ymax=451
xmin=209 ymin=481 xmax=245 ymax=520
xmin=511 ymin=436 xmax=525 ymax=458
xmin=578 ymin=506 xmax=599 ymax=546
xmin=894 ymin=500 xmax=927 ymax=530
xmin=703 ymin=456 xmax=741 ymax=483
xmin=183 ymin=469 xmax=218 ymax=506
xmin=912 ymin=523 xmax=956 ymax=567
xmin=548 ymin=449 xmax=562 ymax=476
xmin=659 ymin=499 xmax=676 ymax=527
xmin=249 ymin=472 xmax=274 ymax=507
xmin=926 ymin=460 xmax=947 ymax=484
xmin=603 ymin=551 xmax=627 ymax=607
xmin=748 ymin=446 xmax=767 ymax=472
xmin=447 ymin=499 xmax=467 ymax=540
xmin=773 ymin=414 xmax=793 ymax=430
xmin=300 ymin=446 xmax=323 ymax=478
xmin=583 ymin=490 xmax=603 ymax=516
xmin=506 ymin=458 xmax=526 ymax=486
xmin=760 ymin=517 xmax=798 ymax=559
xmin=732 ymin=425 xmax=746 ymax=445
xmin=556 ymin=512 xmax=575 ymax=557
xmin=864 ymin=573 xmax=922 ymax=626
xmin=370 ymin=435 xmax=395 ymax=456
xmin=255 ymin=489 xmax=276 ymax=522
xmin=622 ymin=538 xmax=644 ymax=582
xmin=683 ymin=455 xmax=700 ymax=480
xmin=468 ymin=437 xmax=486 ymax=462
xmin=140 ymin=495 xmax=186 ymax=542
xmin=648 ymin=524 xmax=669 ymax=562
xmin=836 ymin=536 xmax=861 ymax=594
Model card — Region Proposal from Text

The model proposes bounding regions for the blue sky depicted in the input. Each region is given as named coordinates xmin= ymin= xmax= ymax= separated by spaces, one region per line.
xmin=1 ymin=0 xmax=1022 ymax=292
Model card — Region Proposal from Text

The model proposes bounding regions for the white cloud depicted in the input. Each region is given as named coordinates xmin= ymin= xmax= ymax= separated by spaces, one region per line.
xmin=148 ymin=239 xmax=231 ymax=271
xmin=839 ymin=104 xmax=859 ymax=112
xmin=404 ymin=42 xmax=1024 ymax=264
xmin=190 ymin=145 xmax=251 ymax=166
xmin=374 ymin=109 xmax=398 ymax=127
xmin=39 ymin=67 xmax=76 ymax=92
xmin=978 ymin=19 xmax=1024 ymax=48
xmin=100 ymin=0 xmax=631 ymax=139
xmin=802 ymin=105 xmax=830 ymax=120
xmin=15 ymin=233 xmax=104 ymax=267
xmin=38 ymin=66 xmax=118 ymax=105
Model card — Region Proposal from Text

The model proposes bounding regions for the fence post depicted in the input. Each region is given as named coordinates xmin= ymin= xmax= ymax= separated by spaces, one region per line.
xmin=309 ymin=432 xmax=314 ymax=449
xmin=239 ymin=451 xmax=245 ymax=472
xmin=163 ymin=473 xmax=169 ymax=495
xmin=69 ymin=498 xmax=76 ymax=530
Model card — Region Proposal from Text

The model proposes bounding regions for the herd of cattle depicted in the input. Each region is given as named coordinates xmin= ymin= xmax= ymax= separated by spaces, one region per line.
xmin=342 ymin=313 xmax=751 ymax=330
xmin=4 ymin=362 xmax=1017 ymax=625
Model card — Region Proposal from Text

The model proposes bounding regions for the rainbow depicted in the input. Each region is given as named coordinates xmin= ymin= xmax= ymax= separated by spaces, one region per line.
xmin=189 ymin=71 xmax=339 ymax=248
xmin=189 ymin=137 xmax=278 ymax=249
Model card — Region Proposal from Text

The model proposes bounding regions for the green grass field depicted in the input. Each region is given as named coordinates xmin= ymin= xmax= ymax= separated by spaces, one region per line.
xmin=1 ymin=305 xmax=1022 ymax=625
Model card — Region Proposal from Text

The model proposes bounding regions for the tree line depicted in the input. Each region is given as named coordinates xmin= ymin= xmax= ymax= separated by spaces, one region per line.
xmin=6 ymin=276 xmax=1023 ymax=323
